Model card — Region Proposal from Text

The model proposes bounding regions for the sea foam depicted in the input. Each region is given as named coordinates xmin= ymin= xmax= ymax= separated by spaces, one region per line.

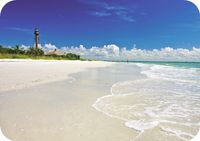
xmin=0 ymin=128 xmax=12 ymax=141
xmin=93 ymin=63 xmax=200 ymax=141
xmin=125 ymin=120 xmax=159 ymax=132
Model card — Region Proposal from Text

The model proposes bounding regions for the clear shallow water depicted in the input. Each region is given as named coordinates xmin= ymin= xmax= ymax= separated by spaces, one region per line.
xmin=93 ymin=62 xmax=200 ymax=141
xmin=130 ymin=62 xmax=200 ymax=69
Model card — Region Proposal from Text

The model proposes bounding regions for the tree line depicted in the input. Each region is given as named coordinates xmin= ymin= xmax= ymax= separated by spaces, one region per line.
xmin=0 ymin=45 xmax=81 ymax=60
xmin=0 ymin=45 xmax=44 ymax=56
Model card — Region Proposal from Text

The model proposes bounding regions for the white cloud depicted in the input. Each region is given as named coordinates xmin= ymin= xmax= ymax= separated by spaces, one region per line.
xmin=20 ymin=44 xmax=200 ymax=62
xmin=42 ymin=43 xmax=57 ymax=52
xmin=18 ymin=45 xmax=30 ymax=50
xmin=90 ymin=11 xmax=111 ymax=17
xmin=83 ymin=0 xmax=136 ymax=22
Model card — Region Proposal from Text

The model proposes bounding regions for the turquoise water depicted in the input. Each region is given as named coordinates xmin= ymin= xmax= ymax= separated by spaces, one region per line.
xmin=129 ymin=61 xmax=200 ymax=69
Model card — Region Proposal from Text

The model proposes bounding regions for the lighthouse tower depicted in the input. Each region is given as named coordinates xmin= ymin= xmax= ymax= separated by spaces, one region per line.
xmin=34 ymin=28 xmax=39 ymax=49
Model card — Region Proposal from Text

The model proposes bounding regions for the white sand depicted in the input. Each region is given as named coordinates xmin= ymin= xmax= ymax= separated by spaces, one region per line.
xmin=0 ymin=59 xmax=113 ymax=92
xmin=0 ymin=61 xmax=136 ymax=141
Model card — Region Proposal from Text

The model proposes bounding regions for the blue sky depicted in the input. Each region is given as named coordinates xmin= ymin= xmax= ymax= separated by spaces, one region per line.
xmin=0 ymin=0 xmax=200 ymax=49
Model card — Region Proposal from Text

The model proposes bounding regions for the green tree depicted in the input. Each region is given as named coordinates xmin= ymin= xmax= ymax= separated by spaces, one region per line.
xmin=26 ymin=48 xmax=44 ymax=56
xmin=65 ymin=53 xmax=80 ymax=60
xmin=13 ymin=45 xmax=25 ymax=54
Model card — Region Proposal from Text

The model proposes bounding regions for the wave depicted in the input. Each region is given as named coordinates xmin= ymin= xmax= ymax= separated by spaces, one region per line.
xmin=93 ymin=63 xmax=200 ymax=141
xmin=139 ymin=64 xmax=200 ymax=85
xmin=0 ymin=128 xmax=12 ymax=141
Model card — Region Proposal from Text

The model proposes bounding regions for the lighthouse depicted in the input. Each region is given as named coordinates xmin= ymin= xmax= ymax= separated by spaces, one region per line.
xmin=34 ymin=28 xmax=39 ymax=49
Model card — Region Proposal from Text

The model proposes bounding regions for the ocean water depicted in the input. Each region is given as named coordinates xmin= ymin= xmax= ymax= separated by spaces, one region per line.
xmin=93 ymin=62 xmax=200 ymax=141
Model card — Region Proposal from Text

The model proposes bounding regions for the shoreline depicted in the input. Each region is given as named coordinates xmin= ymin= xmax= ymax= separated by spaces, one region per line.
xmin=92 ymin=63 xmax=200 ymax=141
xmin=0 ymin=60 xmax=199 ymax=141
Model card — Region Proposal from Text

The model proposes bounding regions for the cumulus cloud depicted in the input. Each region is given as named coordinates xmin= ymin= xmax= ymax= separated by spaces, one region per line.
xmin=20 ymin=44 xmax=200 ymax=62
xmin=42 ymin=43 xmax=57 ymax=52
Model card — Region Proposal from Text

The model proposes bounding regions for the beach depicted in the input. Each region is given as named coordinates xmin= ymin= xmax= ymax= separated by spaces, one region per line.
xmin=0 ymin=60 xmax=199 ymax=141
xmin=0 ymin=60 xmax=112 ymax=92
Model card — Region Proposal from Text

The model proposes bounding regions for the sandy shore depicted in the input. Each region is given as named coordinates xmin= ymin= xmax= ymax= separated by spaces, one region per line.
xmin=0 ymin=59 xmax=112 ymax=92
xmin=0 ymin=60 xmax=139 ymax=141
xmin=1 ymin=60 xmax=198 ymax=141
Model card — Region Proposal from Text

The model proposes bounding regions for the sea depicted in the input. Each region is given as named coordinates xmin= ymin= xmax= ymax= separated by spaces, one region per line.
xmin=93 ymin=62 xmax=200 ymax=141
